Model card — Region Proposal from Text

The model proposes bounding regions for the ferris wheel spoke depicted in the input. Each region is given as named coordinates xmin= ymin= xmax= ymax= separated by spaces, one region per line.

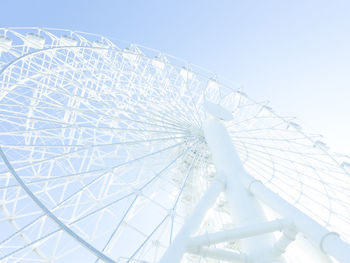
xmin=0 ymin=147 xmax=121 ymax=263
xmin=0 ymin=136 xmax=191 ymax=177
xmin=95 ymin=195 xmax=138 ymax=261
xmin=234 ymin=142 xmax=324 ymax=189
xmin=231 ymin=135 xmax=317 ymax=151
xmin=0 ymin=140 xmax=192 ymax=211
xmin=49 ymin=88 xmax=191 ymax=132
xmin=0 ymin=107 xmax=190 ymax=134
xmin=96 ymin=85 xmax=198 ymax=129
xmin=0 ymin=228 xmax=62 ymax=261
xmin=0 ymin=95 xmax=189 ymax=135
xmin=2 ymin=71 xmax=197 ymax=134
xmin=231 ymin=134 xmax=308 ymax=143
xmin=0 ymin=183 xmax=132 ymax=250
xmin=122 ymin=101 xmax=195 ymax=131
xmin=244 ymin=153 xmax=348 ymax=200
xmin=272 ymin=131 xmax=337 ymax=217
xmin=9 ymin=56 xmax=197 ymax=130
xmin=0 ymin=125 xmax=186 ymax=136
xmin=234 ymin=143 xmax=319 ymax=185
xmin=139 ymin=140 xmax=201 ymax=191
xmin=130 ymin=72 xmax=201 ymax=128
xmin=0 ymin=167 xmax=112 ymax=190
xmin=2 ymin=135 xmax=192 ymax=148
xmin=0 ymin=143 xmax=191 ymax=211
xmin=73 ymin=142 xmax=197 ymax=226
xmin=234 ymin=144 xmax=341 ymax=224
xmin=179 ymin=70 xmax=203 ymax=127
xmin=73 ymin=139 xmax=194 ymax=211
xmin=169 ymin=148 xmax=199 ymax=244
xmin=235 ymin=141 xmax=343 ymax=176
xmin=161 ymin=90 xmax=201 ymax=129
xmin=128 ymin=214 xmax=169 ymax=262
xmin=233 ymin=139 xmax=328 ymax=158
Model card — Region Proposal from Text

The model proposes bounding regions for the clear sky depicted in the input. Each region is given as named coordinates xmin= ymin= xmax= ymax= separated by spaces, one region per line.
xmin=1 ymin=0 xmax=349 ymax=155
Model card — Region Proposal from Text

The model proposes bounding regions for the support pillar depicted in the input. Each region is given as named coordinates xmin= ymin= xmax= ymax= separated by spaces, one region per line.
xmin=158 ymin=174 xmax=225 ymax=263
xmin=203 ymin=117 xmax=281 ymax=262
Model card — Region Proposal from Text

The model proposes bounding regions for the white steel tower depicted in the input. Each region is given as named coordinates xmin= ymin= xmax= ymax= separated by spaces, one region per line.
xmin=0 ymin=27 xmax=350 ymax=263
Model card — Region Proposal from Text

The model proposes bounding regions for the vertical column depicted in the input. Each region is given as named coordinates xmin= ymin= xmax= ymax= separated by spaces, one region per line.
xmin=203 ymin=118 xmax=278 ymax=261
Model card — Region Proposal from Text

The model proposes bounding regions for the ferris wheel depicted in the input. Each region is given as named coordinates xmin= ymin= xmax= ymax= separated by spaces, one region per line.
xmin=0 ymin=27 xmax=350 ymax=263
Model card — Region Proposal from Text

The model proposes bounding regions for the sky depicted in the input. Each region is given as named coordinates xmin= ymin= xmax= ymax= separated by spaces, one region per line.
xmin=1 ymin=0 xmax=349 ymax=155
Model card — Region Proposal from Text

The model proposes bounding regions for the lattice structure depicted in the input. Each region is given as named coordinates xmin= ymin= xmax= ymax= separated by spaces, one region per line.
xmin=0 ymin=27 xmax=349 ymax=263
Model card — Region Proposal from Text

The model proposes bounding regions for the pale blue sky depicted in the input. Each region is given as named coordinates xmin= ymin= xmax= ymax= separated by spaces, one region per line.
xmin=1 ymin=0 xmax=349 ymax=154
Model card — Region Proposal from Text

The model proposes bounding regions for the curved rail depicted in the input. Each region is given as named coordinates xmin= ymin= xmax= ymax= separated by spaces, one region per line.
xmin=0 ymin=147 xmax=115 ymax=263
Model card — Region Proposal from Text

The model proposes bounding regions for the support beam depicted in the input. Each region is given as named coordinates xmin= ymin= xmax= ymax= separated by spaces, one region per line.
xmin=295 ymin=234 xmax=333 ymax=263
xmin=187 ymin=218 xmax=290 ymax=248
xmin=188 ymin=247 xmax=247 ymax=263
xmin=242 ymin=176 xmax=350 ymax=263
xmin=271 ymin=227 xmax=297 ymax=257
xmin=158 ymin=174 xmax=225 ymax=263
xmin=203 ymin=118 xmax=279 ymax=260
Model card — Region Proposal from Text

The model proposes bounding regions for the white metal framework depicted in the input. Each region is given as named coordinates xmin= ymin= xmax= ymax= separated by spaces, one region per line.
xmin=0 ymin=27 xmax=350 ymax=263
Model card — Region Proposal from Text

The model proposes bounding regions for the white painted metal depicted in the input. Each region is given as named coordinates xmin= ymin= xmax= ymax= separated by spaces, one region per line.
xmin=0 ymin=148 xmax=116 ymax=263
xmin=158 ymin=174 xmax=225 ymax=263
xmin=295 ymin=235 xmax=334 ymax=263
xmin=271 ymin=227 xmax=297 ymax=258
xmin=188 ymin=247 xmax=247 ymax=262
xmin=243 ymin=177 xmax=350 ymax=262
xmin=187 ymin=218 xmax=289 ymax=248
xmin=203 ymin=100 xmax=234 ymax=121
xmin=203 ymin=117 xmax=279 ymax=261
xmin=0 ymin=27 xmax=350 ymax=263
